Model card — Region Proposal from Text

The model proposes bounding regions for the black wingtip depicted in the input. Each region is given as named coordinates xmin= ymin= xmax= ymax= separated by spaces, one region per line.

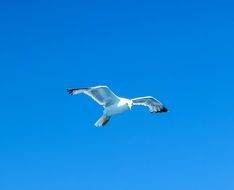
xmin=161 ymin=106 xmax=168 ymax=112
xmin=66 ymin=88 xmax=75 ymax=95
xmin=151 ymin=106 xmax=168 ymax=114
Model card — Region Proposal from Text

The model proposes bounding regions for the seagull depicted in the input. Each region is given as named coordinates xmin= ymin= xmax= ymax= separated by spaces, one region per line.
xmin=67 ymin=85 xmax=168 ymax=127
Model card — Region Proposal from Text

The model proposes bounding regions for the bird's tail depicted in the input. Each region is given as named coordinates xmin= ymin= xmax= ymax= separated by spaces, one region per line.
xmin=95 ymin=115 xmax=111 ymax=127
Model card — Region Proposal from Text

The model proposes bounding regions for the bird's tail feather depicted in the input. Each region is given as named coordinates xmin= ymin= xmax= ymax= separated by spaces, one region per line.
xmin=95 ymin=115 xmax=111 ymax=127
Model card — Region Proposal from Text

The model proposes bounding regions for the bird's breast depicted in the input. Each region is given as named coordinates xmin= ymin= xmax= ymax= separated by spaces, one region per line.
xmin=104 ymin=103 xmax=129 ymax=116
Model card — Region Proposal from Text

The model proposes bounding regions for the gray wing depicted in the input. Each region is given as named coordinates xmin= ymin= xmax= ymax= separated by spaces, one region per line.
xmin=67 ymin=86 xmax=120 ymax=107
xmin=132 ymin=96 xmax=168 ymax=113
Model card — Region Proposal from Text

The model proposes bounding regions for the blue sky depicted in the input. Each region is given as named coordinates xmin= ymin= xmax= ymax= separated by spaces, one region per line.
xmin=0 ymin=0 xmax=234 ymax=189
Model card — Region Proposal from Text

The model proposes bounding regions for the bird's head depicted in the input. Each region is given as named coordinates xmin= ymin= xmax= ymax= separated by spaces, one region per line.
xmin=126 ymin=100 xmax=133 ymax=110
xmin=120 ymin=98 xmax=133 ymax=110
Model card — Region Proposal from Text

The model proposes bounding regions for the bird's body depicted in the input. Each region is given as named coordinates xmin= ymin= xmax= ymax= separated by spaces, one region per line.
xmin=67 ymin=85 xmax=168 ymax=127
xmin=104 ymin=98 xmax=132 ymax=116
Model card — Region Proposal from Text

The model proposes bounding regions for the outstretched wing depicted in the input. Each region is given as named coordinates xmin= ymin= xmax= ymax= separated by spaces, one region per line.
xmin=132 ymin=96 xmax=168 ymax=113
xmin=67 ymin=86 xmax=120 ymax=107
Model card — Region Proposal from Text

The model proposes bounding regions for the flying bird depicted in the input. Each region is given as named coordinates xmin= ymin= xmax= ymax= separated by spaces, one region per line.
xmin=67 ymin=85 xmax=168 ymax=127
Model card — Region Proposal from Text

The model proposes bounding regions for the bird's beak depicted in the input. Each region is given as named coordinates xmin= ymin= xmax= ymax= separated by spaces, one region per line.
xmin=129 ymin=103 xmax=132 ymax=110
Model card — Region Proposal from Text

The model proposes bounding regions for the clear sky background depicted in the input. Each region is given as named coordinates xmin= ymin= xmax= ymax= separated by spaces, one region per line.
xmin=0 ymin=0 xmax=234 ymax=189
